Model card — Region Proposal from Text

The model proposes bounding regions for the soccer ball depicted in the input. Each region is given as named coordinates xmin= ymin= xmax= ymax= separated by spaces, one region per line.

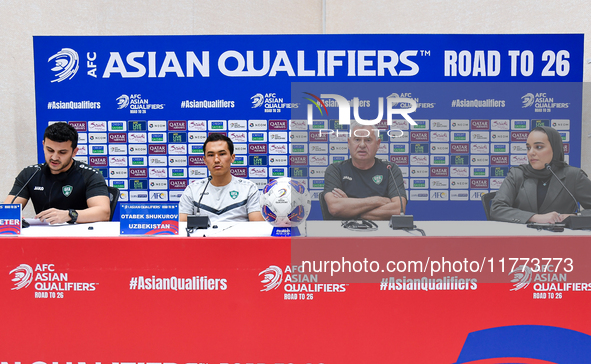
xmin=260 ymin=178 xmax=311 ymax=227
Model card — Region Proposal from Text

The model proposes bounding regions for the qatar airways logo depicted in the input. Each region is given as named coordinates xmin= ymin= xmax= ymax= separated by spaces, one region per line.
xmin=189 ymin=156 xmax=205 ymax=166
xmin=168 ymin=120 xmax=186 ymax=131
xmin=430 ymin=167 xmax=449 ymax=177
xmin=390 ymin=155 xmax=409 ymax=165
xmin=230 ymin=167 xmax=248 ymax=178
xmin=249 ymin=144 xmax=267 ymax=154
xmin=129 ymin=168 xmax=148 ymax=178
xmin=410 ymin=131 xmax=429 ymax=142
xmin=309 ymin=132 xmax=328 ymax=142
xmin=169 ymin=179 xmax=187 ymax=190
xmin=491 ymin=155 xmax=509 ymax=165
xmin=470 ymin=179 xmax=489 ymax=189
xmin=269 ymin=120 xmax=288 ymax=130
xmin=305 ymin=92 xmax=417 ymax=126
xmin=69 ymin=121 xmax=87 ymax=131
xmin=289 ymin=156 xmax=308 ymax=165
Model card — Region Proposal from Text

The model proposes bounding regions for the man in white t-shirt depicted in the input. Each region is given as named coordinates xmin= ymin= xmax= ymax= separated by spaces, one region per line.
xmin=179 ymin=134 xmax=264 ymax=223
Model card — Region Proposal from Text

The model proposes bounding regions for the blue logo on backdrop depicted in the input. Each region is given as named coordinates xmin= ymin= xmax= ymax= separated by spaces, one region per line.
xmin=128 ymin=120 xmax=147 ymax=131
xmin=450 ymin=155 xmax=470 ymax=166
xmin=130 ymin=179 xmax=149 ymax=190
xmin=411 ymin=143 xmax=429 ymax=154
xmin=168 ymin=132 xmax=187 ymax=143
xmin=97 ymin=168 xmax=108 ymax=178
xmin=289 ymin=167 xmax=308 ymax=178
xmin=248 ymin=155 xmax=268 ymax=166
xmin=32 ymin=34 xmax=585 ymax=222
xmin=490 ymin=166 xmax=509 ymax=177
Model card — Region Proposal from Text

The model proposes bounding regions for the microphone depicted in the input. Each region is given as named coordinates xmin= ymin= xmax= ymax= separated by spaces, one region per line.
xmin=11 ymin=165 xmax=41 ymax=229
xmin=387 ymin=164 xmax=414 ymax=229
xmin=11 ymin=165 xmax=41 ymax=203
xmin=545 ymin=163 xmax=590 ymax=229
xmin=188 ymin=176 xmax=212 ymax=231
xmin=196 ymin=176 xmax=212 ymax=214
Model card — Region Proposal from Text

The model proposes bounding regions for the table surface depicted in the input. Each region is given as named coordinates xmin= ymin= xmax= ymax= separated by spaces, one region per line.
xmin=13 ymin=220 xmax=591 ymax=238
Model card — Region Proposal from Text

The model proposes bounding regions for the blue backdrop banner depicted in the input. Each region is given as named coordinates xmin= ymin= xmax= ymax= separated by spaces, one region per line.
xmin=33 ymin=34 xmax=583 ymax=220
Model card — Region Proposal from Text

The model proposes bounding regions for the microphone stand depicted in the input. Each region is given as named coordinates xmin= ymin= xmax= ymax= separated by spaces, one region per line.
xmin=187 ymin=176 xmax=212 ymax=234
xmin=386 ymin=164 xmax=416 ymax=231
xmin=546 ymin=164 xmax=591 ymax=229
xmin=11 ymin=165 xmax=41 ymax=228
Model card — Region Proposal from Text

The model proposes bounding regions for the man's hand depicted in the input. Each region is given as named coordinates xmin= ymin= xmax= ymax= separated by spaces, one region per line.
xmin=324 ymin=189 xmax=402 ymax=220
xmin=35 ymin=208 xmax=71 ymax=224
xmin=331 ymin=188 xmax=391 ymax=205
xmin=331 ymin=188 xmax=348 ymax=199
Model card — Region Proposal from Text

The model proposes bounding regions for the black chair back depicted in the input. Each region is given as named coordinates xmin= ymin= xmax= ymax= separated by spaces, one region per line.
xmin=481 ymin=191 xmax=497 ymax=221
xmin=107 ymin=186 xmax=120 ymax=221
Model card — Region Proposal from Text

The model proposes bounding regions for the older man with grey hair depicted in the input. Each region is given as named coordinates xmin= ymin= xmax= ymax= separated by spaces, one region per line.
xmin=322 ymin=121 xmax=407 ymax=220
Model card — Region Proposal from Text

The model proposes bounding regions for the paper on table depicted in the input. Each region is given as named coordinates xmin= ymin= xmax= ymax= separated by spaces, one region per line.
xmin=24 ymin=218 xmax=51 ymax=226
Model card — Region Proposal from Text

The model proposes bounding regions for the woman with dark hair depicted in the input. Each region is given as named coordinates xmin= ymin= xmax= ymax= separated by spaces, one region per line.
xmin=490 ymin=126 xmax=591 ymax=223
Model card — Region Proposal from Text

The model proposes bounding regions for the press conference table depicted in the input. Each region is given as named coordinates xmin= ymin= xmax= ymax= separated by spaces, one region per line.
xmin=3 ymin=220 xmax=591 ymax=363
xmin=16 ymin=219 xmax=591 ymax=237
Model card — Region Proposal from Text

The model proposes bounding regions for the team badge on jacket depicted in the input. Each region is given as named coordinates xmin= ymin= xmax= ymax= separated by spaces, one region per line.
xmin=62 ymin=185 xmax=73 ymax=197
xmin=229 ymin=190 xmax=239 ymax=199
xmin=372 ymin=175 xmax=383 ymax=185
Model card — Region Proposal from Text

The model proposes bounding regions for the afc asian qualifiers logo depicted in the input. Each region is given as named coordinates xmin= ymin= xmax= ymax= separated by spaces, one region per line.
xmin=454 ymin=325 xmax=591 ymax=363
xmin=10 ymin=264 xmax=33 ymax=290
xmin=116 ymin=94 xmax=130 ymax=109
xmin=259 ymin=265 xmax=283 ymax=291
xmin=521 ymin=93 xmax=535 ymax=108
xmin=48 ymin=48 xmax=79 ymax=82
xmin=251 ymin=93 xmax=264 ymax=108
xmin=509 ymin=264 xmax=532 ymax=291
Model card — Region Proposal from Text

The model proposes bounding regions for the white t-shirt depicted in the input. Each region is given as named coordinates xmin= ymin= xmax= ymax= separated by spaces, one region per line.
xmin=179 ymin=176 xmax=261 ymax=223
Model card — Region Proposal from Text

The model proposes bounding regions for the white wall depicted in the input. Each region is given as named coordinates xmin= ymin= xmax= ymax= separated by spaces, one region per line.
xmin=1 ymin=0 xmax=589 ymax=216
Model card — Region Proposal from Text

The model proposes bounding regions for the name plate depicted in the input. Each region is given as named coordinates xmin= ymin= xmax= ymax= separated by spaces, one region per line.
xmin=120 ymin=203 xmax=179 ymax=235
xmin=0 ymin=204 xmax=22 ymax=235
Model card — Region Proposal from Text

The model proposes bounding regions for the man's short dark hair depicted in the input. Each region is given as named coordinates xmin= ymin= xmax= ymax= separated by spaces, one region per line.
xmin=203 ymin=133 xmax=234 ymax=154
xmin=44 ymin=122 xmax=78 ymax=149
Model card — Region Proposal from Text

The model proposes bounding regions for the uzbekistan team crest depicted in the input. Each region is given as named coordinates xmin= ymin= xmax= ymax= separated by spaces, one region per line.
xmin=229 ymin=190 xmax=239 ymax=199
xmin=372 ymin=175 xmax=383 ymax=185
xmin=62 ymin=185 xmax=73 ymax=197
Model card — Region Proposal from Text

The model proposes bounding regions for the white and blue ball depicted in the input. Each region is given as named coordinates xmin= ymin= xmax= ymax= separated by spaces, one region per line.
xmin=260 ymin=178 xmax=311 ymax=227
